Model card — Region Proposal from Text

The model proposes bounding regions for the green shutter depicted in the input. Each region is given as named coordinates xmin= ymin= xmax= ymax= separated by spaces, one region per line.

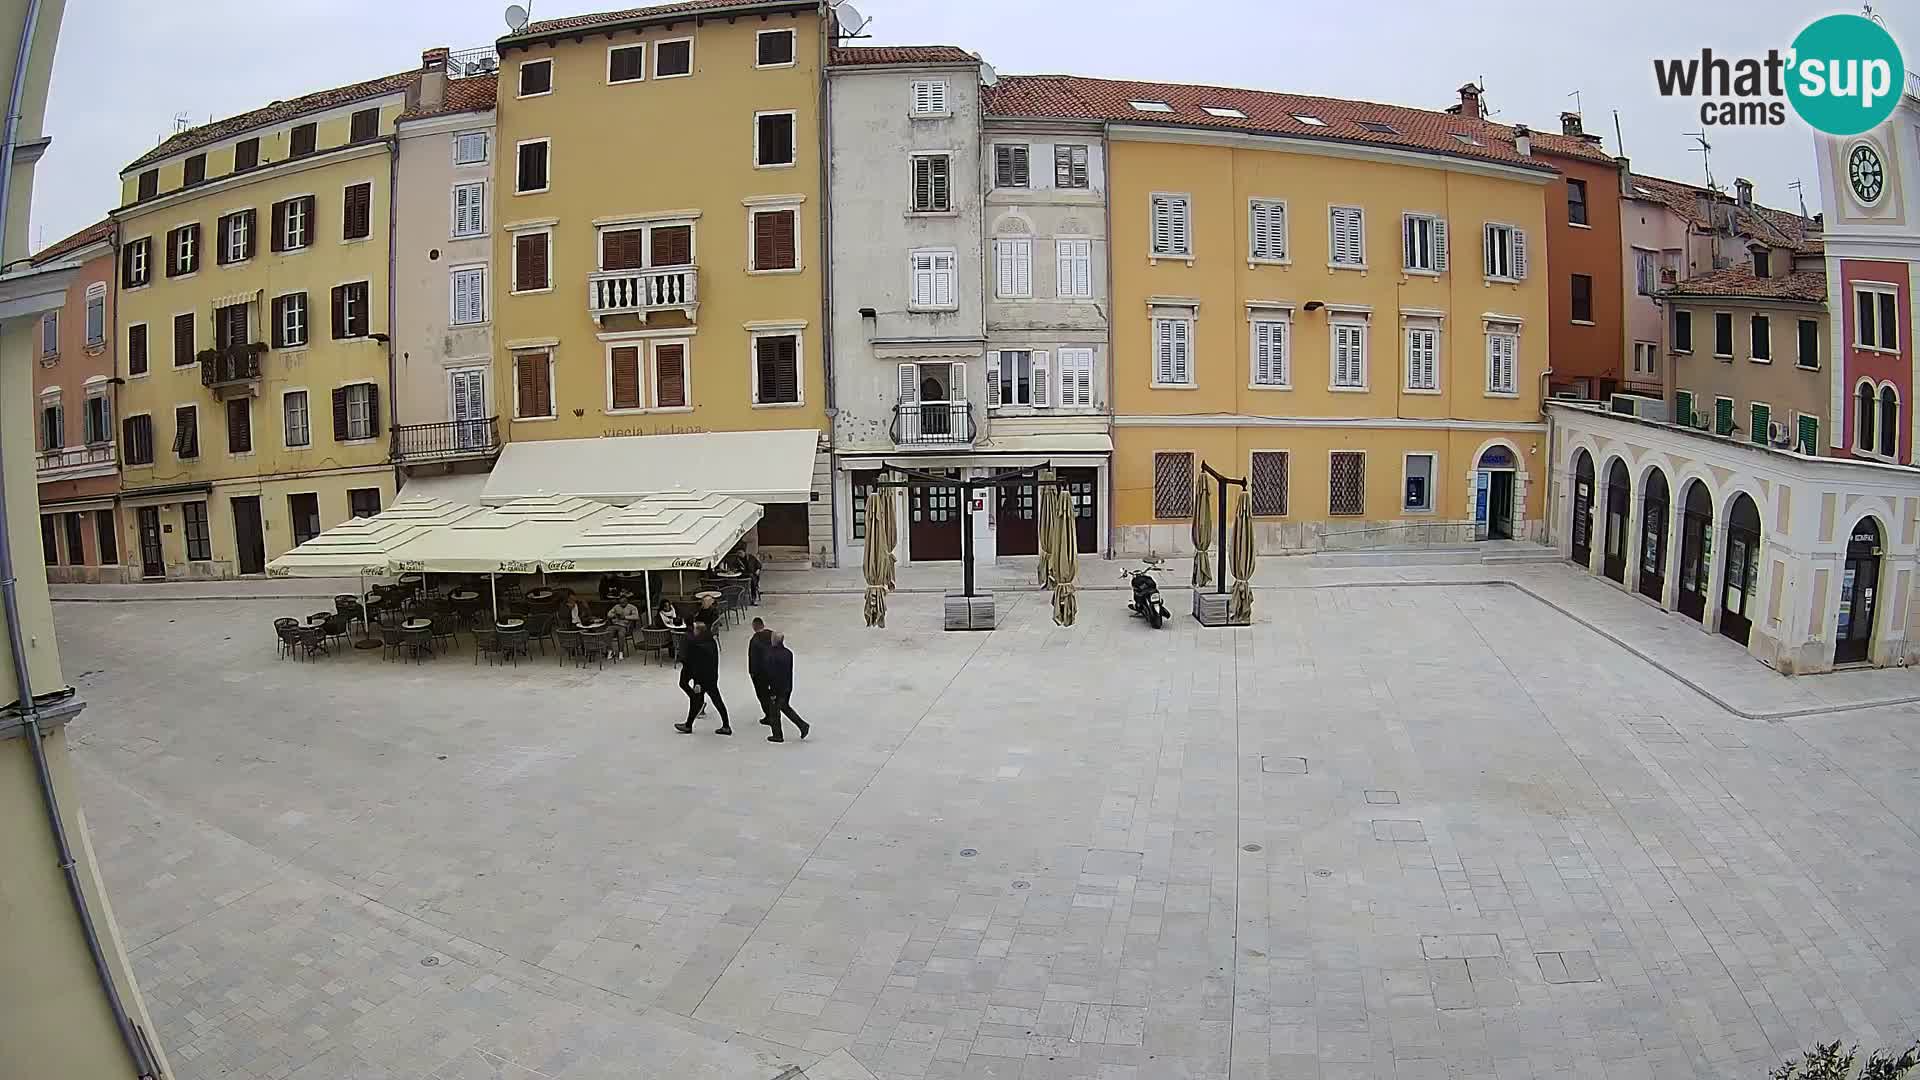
xmin=1798 ymin=414 xmax=1819 ymax=455
xmin=1675 ymin=390 xmax=1694 ymax=427
xmin=1750 ymin=403 xmax=1770 ymax=445
xmin=1714 ymin=397 xmax=1734 ymax=436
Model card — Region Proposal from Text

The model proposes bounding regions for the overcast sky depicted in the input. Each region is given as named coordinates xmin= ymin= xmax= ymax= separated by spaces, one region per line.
xmin=30 ymin=0 xmax=1914 ymax=250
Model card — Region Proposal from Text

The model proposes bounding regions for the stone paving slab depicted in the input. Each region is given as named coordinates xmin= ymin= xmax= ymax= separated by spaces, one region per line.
xmin=50 ymin=564 xmax=1920 ymax=1080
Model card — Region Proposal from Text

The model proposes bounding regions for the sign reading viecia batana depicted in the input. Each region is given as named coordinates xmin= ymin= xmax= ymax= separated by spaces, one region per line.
xmin=1652 ymin=12 xmax=1905 ymax=136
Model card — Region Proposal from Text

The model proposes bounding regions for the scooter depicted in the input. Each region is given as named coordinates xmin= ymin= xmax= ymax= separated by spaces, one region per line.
xmin=1123 ymin=557 xmax=1172 ymax=629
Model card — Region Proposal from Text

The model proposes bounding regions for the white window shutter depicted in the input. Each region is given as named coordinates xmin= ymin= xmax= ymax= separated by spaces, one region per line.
xmin=1155 ymin=321 xmax=1173 ymax=383
xmin=1173 ymin=321 xmax=1190 ymax=383
xmin=1152 ymin=197 xmax=1171 ymax=254
xmin=996 ymin=241 xmax=1016 ymax=298
xmin=985 ymin=353 xmax=1001 ymax=407
xmin=1015 ymin=241 xmax=1031 ymax=297
xmin=1076 ymin=243 xmax=1091 ymax=295
xmin=949 ymin=362 xmax=966 ymax=402
xmin=1512 ymin=230 xmax=1528 ymax=280
xmin=1484 ymin=225 xmax=1497 ymax=278
xmin=1432 ymin=218 xmax=1448 ymax=272
xmin=1056 ymin=241 xmax=1073 ymax=297
xmin=1032 ymin=350 xmax=1050 ymax=407
xmin=1172 ymin=199 xmax=1189 ymax=255
xmin=1402 ymin=214 xmax=1415 ymax=268
xmin=898 ymin=363 xmax=918 ymax=405
xmin=933 ymin=254 xmax=953 ymax=307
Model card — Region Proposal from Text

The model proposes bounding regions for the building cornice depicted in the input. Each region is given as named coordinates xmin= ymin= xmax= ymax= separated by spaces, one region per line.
xmin=1108 ymin=123 xmax=1558 ymax=184
xmin=1113 ymin=414 xmax=1547 ymax=432
xmin=113 ymin=140 xmax=392 ymax=221
xmin=397 ymin=110 xmax=497 ymax=138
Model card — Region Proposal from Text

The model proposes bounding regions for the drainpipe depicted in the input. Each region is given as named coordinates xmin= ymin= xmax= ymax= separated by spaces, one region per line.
xmin=0 ymin=3 xmax=161 ymax=1076
xmin=817 ymin=6 xmax=839 ymax=567
xmin=1100 ymin=121 xmax=1117 ymax=558
xmin=385 ymin=134 xmax=400 ymax=495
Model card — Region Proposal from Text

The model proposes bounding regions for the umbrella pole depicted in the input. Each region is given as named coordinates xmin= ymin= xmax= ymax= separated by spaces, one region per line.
xmin=961 ymin=488 xmax=975 ymax=598
xmin=1216 ymin=476 xmax=1228 ymax=596
xmin=490 ymin=573 xmax=498 ymax=623
xmin=643 ymin=572 xmax=652 ymax=623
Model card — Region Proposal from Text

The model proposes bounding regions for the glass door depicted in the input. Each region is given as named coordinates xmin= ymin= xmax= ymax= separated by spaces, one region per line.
xmin=450 ymin=368 xmax=488 ymax=449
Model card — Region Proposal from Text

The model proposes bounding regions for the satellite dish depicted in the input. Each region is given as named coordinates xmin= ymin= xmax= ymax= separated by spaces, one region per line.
xmin=979 ymin=60 xmax=997 ymax=87
xmin=504 ymin=3 xmax=529 ymax=31
xmin=833 ymin=1 xmax=866 ymax=37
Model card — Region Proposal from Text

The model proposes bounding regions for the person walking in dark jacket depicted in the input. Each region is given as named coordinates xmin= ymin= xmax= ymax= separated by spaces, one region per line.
xmin=674 ymin=622 xmax=731 ymax=735
xmin=764 ymin=633 xmax=809 ymax=742
xmin=746 ymin=617 xmax=774 ymax=726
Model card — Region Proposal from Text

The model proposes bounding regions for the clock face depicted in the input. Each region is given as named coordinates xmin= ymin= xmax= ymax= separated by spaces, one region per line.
xmin=1849 ymin=143 xmax=1886 ymax=206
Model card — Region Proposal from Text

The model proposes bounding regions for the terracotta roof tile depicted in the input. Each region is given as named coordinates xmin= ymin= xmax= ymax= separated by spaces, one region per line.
xmin=1496 ymin=125 xmax=1615 ymax=164
xmin=1664 ymin=267 xmax=1826 ymax=303
xmin=1629 ymin=173 xmax=1822 ymax=254
xmin=984 ymin=75 xmax=1555 ymax=172
xmin=514 ymin=0 xmax=796 ymax=37
xmin=830 ymin=45 xmax=977 ymax=67
xmin=30 ymin=218 xmax=112 ymax=265
xmin=400 ymin=74 xmax=497 ymax=121
xmin=125 ymin=70 xmax=417 ymax=173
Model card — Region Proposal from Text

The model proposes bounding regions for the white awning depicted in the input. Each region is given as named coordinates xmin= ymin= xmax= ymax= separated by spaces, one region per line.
xmin=482 ymin=429 xmax=819 ymax=505
xmin=398 ymin=471 xmax=490 ymax=504
xmin=386 ymin=495 xmax=616 ymax=574
xmin=266 ymin=496 xmax=486 ymax=577
xmin=548 ymin=492 xmax=764 ymax=572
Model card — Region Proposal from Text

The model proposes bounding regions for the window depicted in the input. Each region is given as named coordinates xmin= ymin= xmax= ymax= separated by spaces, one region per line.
xmin=40 ymin=516 xmax=56 ymax=566
xmin=453 ymin=131 xmax=488 ymax=165
xmin=39 ymin=310 xmax=55 ymax=357
xmin=608 ymin=342 xmax=689 ymax=411
xmin=911 ymin=155 xmax=950 ymax=212
xmin=122 ymin=414 xmax=153 ymax=465
xmin=331 ymin=282 xmax=369 ymax=339
xmin=183 ymin=153 xmax=206 ymax=187
xmin=519 ymin=58 xmax=552 ymax=96
xmin=1752 ymin=250 xmax=1770 ymax=278
xmin=1635 ymin=250 xmax=1658 ymax=295
xmin=1329 ymin=452 xmax=1365 ymax=515
xmin=1567 ymin=177 xmax=1588 ymax=225
xmin=990 ymin=349 xmax=1034 ymax=407
xmin=1750 ymin=402 xmax=1771 ymax=446
xmin=1402 ymin=213 xmax=1447 ymax=272
xmin=1054 ymin=144 xmax=1089 ymax=188
xmin=342 ymin=182 xmax=372 ymax=241
xmin=995 ymin=144 xmax=1029 ymax=188
xmin=516 ymin=139 xmax=549 ymax=194
xmin=226 ymin=396 xmax=252 ymax=454
xmin=755 ymin=112 xmax=796 ymax=167
xmin=1250 ymin=451 xmax=1288 ymax=516
xmin=271 ymin=195 xmax=314 ymax=251
xmin=62 ymin=514 xmax=83 ymax=566
xmin=1150 ymin=194 xmax=1191 ymax=258
xmin=515 ymin=351 xmax=554 ymax=418
xmin=1855 ymin=286 xmax=1899 ymax=350
xmin=284 ymin=390 xmax=310 ymax=448
xmin=85 ymin=284 xmax=106 ymax=347
xmin=1249 ymin=199 xmax=1287 ymax=261
xmin=39 ymin=400 xmax=60 ymax=449
xmin=173 ymin=404 xmax=198 ymax=458
xmin=172 ymin=312 xmax=195 ymax=366
xmin=1404 ymin=453 xmax=1435 ymax=512
xmin=1358 ymin=120 xmax=1398 ymax=135
xmin=850 ymin=471 xmax=878 ymax=539
xmin=1252 ymin=319 xmax=1290 ymax=387
xmin=1797 ymin=319 xmax=1820 ymax=368
xmin=753 ymin=334 xmax=800 ymax=405
xmin=608 ymin=44 xmax=645 ymax=83
xmin=218 ymin=209 xmax=254 ymax=265
xmin=182 ymin=502 xmax=211 ymax=561
xmin=1485 ymin=223 xmax=1526 ymax=280
xmin=83 ymin=393 xmax=110 ymax=443
xmin=137 ymin=170 xmax=157 ymax=201
xmin=1486 ymin=328 xmax=1518 ymax=395
xmin=1715 ymin=395 xmax=1735 ymax=437
xmin=349 ymin=107 xmax=378 ymax=144
xmin=289 ymin=493 xmax=321 ymax=546
xmin=334 ymin=383 xmax=379 ymax=441
xmin=1797 ymin=414 xmax=1820 ymax=455
xmin=649 ymin=223 xmax=692 ymax=266
xmin=127 ymin=323 xmax=147 ymax=375
xmin=1751 ymin=314 xmax=1771 ymax=361
xmin=1203 ymin=105 xmax=1246 ymax=118
xmin=995 ymin=238 xmax=1032 ymax=298
xmin=451 ymin=266 xmax=486 ymax=325
xmin=272 ymin=292 xmax=308 ymax=348
xmin=1057 ymin=348 xmax=1094 ymax=408
xmin=95 ymin=510 xmax=116 ymax=565
xmin=1291 ymin=114 xmax=1326 ymax=126
xmin=515 ymin=230 xmax=551 ymax=292
xmin=1404 ymin=326 xmax=1438 ymax=391
xmin=1857 ymin=382 xmax=1877 ymax=452
xmin=1153 ymin=317 xmax=1193 ymax=386
xmin=911 ymin=79 xmax=947 ymax=116
xmin=654 ymin=38 xmax=692 ymax=78
xmin=122 ymin=237 xmax=151 ymax=288
xmin=653 ymin=343 xmax=688 ymax=408
xmin=609 ymin=345 xmax=643 ymax=410
xmin=909 ymin=249 xmax=955 ymax=309
xmin=756 ymin=28 xmax=795 ymax=67
xmin=167 ymin=223 xmax=199 ymax=277
xmin=1673 ymin=308 xmax=1693 ymax=353
xmin=1332 ymin=321 xmax=1367 ymax=388
xmin=1055 ymin=239 xmax=1092 ymax=298
xmin=452 ymin=181 xmax=486 ymax=237
xmin=1153 ymin=452 xmax=1194 ymax=518
xmin=1571 ymin=274 xmax=1594 ymax=323
xmin=290 ymin=122 xmax=316 ymax=157
xmin=1713 ymin=311 xmax=1734 ymax=357
xmin=1880 ymin=385 xmax=1899 ymax=457
xmin=1633 ymin=341 xmax=1657 ymax=377
xmin=349 ymin=489 xmax=381 ymax=519
xmin=751 ymin=208 xmax=797 ymax=271
xmin=1329 ymin=206 xmax=1364 ymax=266
xmin=1129 ymin=99 xmax=1173 ymax=113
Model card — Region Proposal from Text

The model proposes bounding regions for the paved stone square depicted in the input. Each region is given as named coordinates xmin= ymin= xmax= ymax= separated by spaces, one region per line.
xmin=51 ymin=566 xmax=1920 ymax=1079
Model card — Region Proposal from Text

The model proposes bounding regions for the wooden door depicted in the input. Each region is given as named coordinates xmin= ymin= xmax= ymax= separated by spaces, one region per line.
xmin=1063 ymin=468 xmax=1098 ymax=553
xmin=137 ymin=507 xmax=163 ymax=578
xmin=908 ymin=471 xmax=962 ymax=561
xmin=995 ymin=475 xmax=1038 ymax=556
xmin=231 ymin=496 xmax=266 ymax=575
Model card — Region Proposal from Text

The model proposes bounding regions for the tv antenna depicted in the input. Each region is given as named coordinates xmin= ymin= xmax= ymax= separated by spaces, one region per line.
xmin=1567 ymin=88 xmax=1582 ymax=117
xmin=1789 ymin=179 xmax=1809 ymax=217
xmin=504 ymin=3 xmax=529 ymax=32
xmin=1685 ymin=131 xmax=1715 ymax=192
xmin=831 ymin=0 xmax=870 ymax=39
xmin=1612 ymin=108 xmax=1624 ymax=156
xmin=172 ymin=112 xmax=192 ymax=134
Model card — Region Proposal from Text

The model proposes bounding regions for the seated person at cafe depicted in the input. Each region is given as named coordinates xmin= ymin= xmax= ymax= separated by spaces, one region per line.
xmin=691 ymin=594 xmax=721 ymax=630
xmin=657 ymin=599 xmax=686 ymax=630
xmin=568 ymin=597 xmax=595 ymax=628
xmin=609 ymin=596 xmax=641 ymax=627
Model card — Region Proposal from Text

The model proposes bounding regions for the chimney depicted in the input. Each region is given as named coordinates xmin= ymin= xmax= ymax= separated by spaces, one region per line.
xmin=1560 ymin=111 xmax=1583 ymax=137
xmin=419 ymin=47 xmax=449 ymax=111
xmin=1735 ymin=177 xmax=1753 ymax=208
xmin=1616 ymin=155 xmax=1632 ymax=196
xmin=1456 ymin=82 xmax=1481 ymax=121
xmin=1512 ymin=123 xmax=1531 ymax=157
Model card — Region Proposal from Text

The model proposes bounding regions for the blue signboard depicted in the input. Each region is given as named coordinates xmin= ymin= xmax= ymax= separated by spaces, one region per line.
xmin=1478 ymin=446 xmax=1515 ymax=469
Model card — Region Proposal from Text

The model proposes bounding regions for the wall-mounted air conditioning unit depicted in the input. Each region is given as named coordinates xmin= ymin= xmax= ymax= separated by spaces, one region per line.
xmin=1608 ymin=393 xmax=1670 ymax=422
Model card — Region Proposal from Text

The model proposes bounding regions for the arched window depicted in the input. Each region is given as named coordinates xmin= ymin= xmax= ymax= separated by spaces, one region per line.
xmin=1858 ymin=382 xmax=1878 ymax=453
xmin=1880 ymin=384 xmax=1900 ymax=458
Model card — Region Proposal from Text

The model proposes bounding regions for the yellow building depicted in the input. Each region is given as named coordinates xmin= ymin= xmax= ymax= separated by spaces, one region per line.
xmin=487 ymin=0 xmax=830 ymax=557
xmin=112 ymin=70 xmax=415 ymax=577
xmin=993 ymin=77 xmax=1558 ymax=554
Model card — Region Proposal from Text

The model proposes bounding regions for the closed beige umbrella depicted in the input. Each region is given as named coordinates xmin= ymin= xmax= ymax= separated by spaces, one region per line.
xmin=1229 ymin=486 xmax=1256 ymax=624
xmin=863 ymin=482 xmax=897 ymax=627
xmin=1050 ymin=481 xmax=1079 ymax=626
xmin=1191 ymin=472 xmax=1213 ymax=590
xmin=1035 ymin=480 xmax=1056 ymax=588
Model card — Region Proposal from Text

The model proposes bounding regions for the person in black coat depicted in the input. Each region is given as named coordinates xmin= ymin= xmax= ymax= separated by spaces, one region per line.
xmin=746 ymin=617 xmax=774 ymax=725
xmin=764 ymin=632 xmax=808 ymax=742
xmin=674 ymin=622 xmax=731 ymax=735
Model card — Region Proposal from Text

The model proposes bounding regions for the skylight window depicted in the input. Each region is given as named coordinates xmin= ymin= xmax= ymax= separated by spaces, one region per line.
xmin=1450 ymin=132 xmax=1483 ymax=146
xmin=1129 ymin=99 xmax=1173 ymax=113
xmin=1202 ymin=105 xmax=1246 ymax=118
xmin=1292 ymin=114 xmax=1326 ymax=126
xmin=1357 ymin=120 xmax=1398 ymax=134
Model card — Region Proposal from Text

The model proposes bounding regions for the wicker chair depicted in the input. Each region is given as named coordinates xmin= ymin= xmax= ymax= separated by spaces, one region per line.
xmin=321 ymin=613 xmax=351 ymax=651
xmin=497 ymin=627 xmax=530 ymax=667
xmin=296 ymin=626 xmax=330 ymax=661
xmin=472 ymin=626 xmax=499 ymax=666
xmin=378 ymin=625 xmax=405 ymax=662
xmin=431 ymin=613 xmax=459 ymax=653
xmin=404 ymin=627 xmax=434 ymax=664
xmin=274 ymin=618 xmax=301 ymax=659
xmin=553 ymin=628 xmax=583 ymax=667
xmin=525 ymin=612 xmax=557 ymax=655
xmin=636 ymin=626 xmax=672 ymax=665
xmin=579 ymin=628 xmax=614 ymax=670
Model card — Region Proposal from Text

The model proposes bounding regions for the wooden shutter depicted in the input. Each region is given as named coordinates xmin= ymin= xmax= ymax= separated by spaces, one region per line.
xmin=121 ymin=416 xmax=138 ymax=463
xmin=174 ymin=405 xmax=197 ymax=457
xmin=1251 ymin=201 xmax=1284 ymax=260
xmin=755 ymin=336 xmax=798 ymax=403
xmin=299 ymin=196 xmax=316 ymax=247
xmin=365 ymin=382 xmax=380 ymax=437
xmin=270 ymin=201 xmax=286 ymax=253
xmin=610 ymin=346 xmax=642 ymax=410
xmin=1751 ymin=403 xmax=1771 ymax=445
xmin=650 ymin=224 xmax=692 ymax=267
xmin=1511 ymin=229 xmax=1528 ymax=279
xmin=1031 ymin=350 xmax=1051 ymax=407
xmin=753 ymin=210 xmax=795 ymax=271
xmin=227 ymin=397 xmax=250 ymax=454
xmin=173 ymin=313 xmax=194 ymax=365
xmin=515 ymin=232 xmax=548 ymax=291
xmin=516 ymin=353 xmax=551 ymax=418
xmin=331 ymin=387 xmax=348 ymax=440
xmin=654 ymin=344 xmax=686 ymax=407
xmin=329 ymin=286 xmax=346 ymax=339
xmin=128 ymin=323 xmax=147 ymax=374
xmin=343 ymin=183 xmax=371 ymax=240
xmin=601 ymin=228 xmax=644 ymax=271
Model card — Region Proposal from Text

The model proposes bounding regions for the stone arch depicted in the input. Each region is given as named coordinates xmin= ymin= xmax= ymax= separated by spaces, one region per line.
xmin=992 ymin=213 xmax=1034 ymax=236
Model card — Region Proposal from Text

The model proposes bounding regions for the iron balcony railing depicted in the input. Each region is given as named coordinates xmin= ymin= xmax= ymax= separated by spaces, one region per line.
xmin=891 ymin=401 xmax=975 ymax=447
xmin=200 ymin=342 xmax=264 ymax=388
xmin=390 ymin=417 xmax=501 ymax=462
xmin=588 ymin=266 xmax=699 ymax=319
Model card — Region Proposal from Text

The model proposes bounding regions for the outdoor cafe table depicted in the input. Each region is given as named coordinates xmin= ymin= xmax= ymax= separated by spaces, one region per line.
xmin=496 ymin=618 xmax=525 ymax=630
xmin=450 ymin=589 xmax=480 ymax=603
xmin=526 ymin=588 xmax=555 ymax=603
xmin=402 ymin=618 xmax=432 ymax=631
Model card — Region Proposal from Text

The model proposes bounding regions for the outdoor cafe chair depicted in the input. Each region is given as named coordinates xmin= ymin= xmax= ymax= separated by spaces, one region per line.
xmin=553 ymin=628 xmax=583 ymax=667
xmin=637 ymin=627 xmax=672 ymax=665
xmin=496 ymin=627 xmax=530 ymax=667
xmin=404 ymin=627 xmax=435 ymax=664
xmin=579 ymin=629 xmax=614 ymax=670
xmin=472 ymin=626 xmax=500 ymax=666
xmin=430 ymin=613 xmax=460 ymax=653
xmin=321 ymin=613 xmax=351 ymax=651
xmin=525 ymin=612 xmax=557 ymax=655
xmin=378 ymin=625 xmax=405 ymax=662
xmin=295 ymin=626 xmax=330 ymax=662
xmin=274 ymin=619 xmax=301 ymax=660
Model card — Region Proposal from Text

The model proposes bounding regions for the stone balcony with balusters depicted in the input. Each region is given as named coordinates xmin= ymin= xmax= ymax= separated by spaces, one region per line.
xmin=587 ymin=266 xmax=698 ymax=323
